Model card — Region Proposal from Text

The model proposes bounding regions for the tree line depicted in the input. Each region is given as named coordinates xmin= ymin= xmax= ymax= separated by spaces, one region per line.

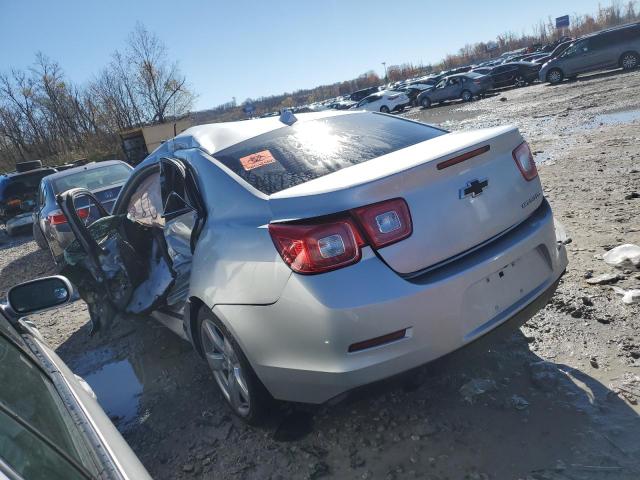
xmin=0 ymin=23 xmax=194 ymax=172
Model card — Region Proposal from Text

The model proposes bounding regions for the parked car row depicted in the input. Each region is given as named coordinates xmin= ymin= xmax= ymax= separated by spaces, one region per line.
xmin=0 ymin=158 xmax=133 ymax=265
xmin=298 ymin=22 xmax=639 ymax=115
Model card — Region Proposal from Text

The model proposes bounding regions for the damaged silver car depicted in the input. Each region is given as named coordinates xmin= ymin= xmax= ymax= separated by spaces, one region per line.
xmin=58 ymin=110 xmax=567 ymax=424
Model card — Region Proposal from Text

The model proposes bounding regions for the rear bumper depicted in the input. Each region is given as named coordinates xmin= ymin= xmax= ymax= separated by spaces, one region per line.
xmin=215 ymin=200 xmax=567 ymax=403
xmin=47 ymin=224 xmax=75 ymax=259
xmin=6 ymin=213 xmax=34 ymax=233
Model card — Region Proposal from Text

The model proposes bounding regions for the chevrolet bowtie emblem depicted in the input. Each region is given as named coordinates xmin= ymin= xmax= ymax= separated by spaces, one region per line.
xmin=459 ymin=178 xmax=489 ymax=198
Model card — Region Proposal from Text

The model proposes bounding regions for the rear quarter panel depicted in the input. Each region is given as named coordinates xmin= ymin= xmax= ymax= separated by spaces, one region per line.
xmin=177 ymin=149 xmax=292 ymax=308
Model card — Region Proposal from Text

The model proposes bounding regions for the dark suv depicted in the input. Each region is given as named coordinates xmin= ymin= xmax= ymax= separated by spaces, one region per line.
xmin=349 ymin=86 xmax=381 ymax=102
xmin=0 ymin=165 xmax=57 ymax=235
xmin=540 ymin=22 xmax=640 ymax=84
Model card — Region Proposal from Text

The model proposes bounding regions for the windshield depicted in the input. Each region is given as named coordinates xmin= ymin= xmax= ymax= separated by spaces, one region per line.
xmin=51 ymin=163 xmax=131 ymax=194
xmin=213 ymin=113 xmax=445 ymax=195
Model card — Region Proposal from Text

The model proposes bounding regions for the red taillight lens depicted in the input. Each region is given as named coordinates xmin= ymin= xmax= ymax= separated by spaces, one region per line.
xmin=512 ymin=141 xmax=538 ymax=181
xmin=48 ymin=207 xmax=90 ymax=226
xmin=352 ymin=198 xmax=412 ymax=248
xmin=268 ymin=219 xmax=364 ymax=274
xmin=7 ymin=199 xmax=21 ymax=208
xmin=269 ymin=198 xmax=412 ymax=274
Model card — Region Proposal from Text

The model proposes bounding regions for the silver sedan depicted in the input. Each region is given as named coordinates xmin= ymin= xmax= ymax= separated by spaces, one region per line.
xmin=58 ymin=110 xmax=568 ymax=423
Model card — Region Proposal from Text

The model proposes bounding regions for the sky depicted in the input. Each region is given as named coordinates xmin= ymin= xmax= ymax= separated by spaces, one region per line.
xmin=1 ymin=0 xmax=605 ymax=110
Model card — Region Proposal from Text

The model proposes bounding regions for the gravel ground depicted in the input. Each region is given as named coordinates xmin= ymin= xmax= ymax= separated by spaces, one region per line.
xmin=1 ymin=68 xmax=640 ymax=480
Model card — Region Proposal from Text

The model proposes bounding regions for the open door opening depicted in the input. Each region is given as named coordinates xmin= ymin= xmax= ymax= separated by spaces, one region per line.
xmin=58 ymin=158 xmax=205 ymax=334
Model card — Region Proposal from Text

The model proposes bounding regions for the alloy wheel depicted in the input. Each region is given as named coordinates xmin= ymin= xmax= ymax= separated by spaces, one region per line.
xmin=622 ymin=53 xmax=638 ymax=70
xmin=201 ymin=318 xmax=251 ymax=416
xmin=515 ymin=75 xmax=526 ymax=87
xmin=548 ymin=70 xmax=562 ymax=84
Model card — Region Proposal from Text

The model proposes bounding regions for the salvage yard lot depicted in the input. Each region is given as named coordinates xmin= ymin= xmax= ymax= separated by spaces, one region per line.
xmin=2 ymin=69 xmax=640 ymax=479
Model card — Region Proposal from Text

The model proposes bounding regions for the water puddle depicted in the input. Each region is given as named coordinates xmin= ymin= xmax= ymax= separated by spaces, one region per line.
xmin=83 ymin=357 xmax=143 ymax=428
xmin=590 ymin=108 xmax=640 ymax=127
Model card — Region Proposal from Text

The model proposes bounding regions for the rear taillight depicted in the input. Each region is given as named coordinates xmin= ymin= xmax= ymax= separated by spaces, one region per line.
xmin=269 ymin=198 xmax=412 ymax=274
xmin=48 ymin=207 xmax=90 ymax=226
xmin=7 ymin=199 xmax=21 ymax=208
xmin=351 ymin=198 xmax=412 ymax=248
xmin=512 ymin=141 xmax=538 ymax=181
xmin=268 ymin=219 xmax=364 ymax=274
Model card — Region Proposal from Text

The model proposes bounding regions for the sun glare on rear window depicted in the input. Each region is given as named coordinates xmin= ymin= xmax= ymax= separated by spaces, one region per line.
xmin=213 ymin=113 xmax=445 ymax=195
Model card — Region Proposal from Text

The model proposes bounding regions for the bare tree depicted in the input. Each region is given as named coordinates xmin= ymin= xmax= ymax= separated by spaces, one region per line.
xmin=127 ymin=23 xmax=194 ymax=123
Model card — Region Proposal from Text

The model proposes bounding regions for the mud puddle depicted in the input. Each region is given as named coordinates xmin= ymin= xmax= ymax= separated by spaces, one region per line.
xmin=592 ymin=108 xmax=640 ymax=126
xmin=82 ymin=354 xmax=143 ymax=428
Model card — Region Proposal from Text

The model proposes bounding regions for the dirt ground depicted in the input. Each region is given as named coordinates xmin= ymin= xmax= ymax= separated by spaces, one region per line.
xmin=2 ymin=68 xmax=640 ymax=480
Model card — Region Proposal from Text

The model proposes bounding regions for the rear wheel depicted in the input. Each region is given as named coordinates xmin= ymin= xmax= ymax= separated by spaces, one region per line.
xmin=32 ymin=223 xmax=48 ymax=250
xmin=197 ymin=309 xmax=271 ymax=424
xmin=420 ymin=97 xmax=431 ymax=108
xmin=379 ymin=105 xmax=390 ymax=113
xmin=461 ymin=90 xmax=473 ymax=102
xmin=546 ymin=68 xmax=564 ymax=84
xmin=620 ymin=51 xmax=639 ymax=70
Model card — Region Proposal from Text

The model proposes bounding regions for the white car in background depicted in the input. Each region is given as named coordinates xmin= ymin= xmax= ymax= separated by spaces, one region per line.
xmin=354 ymin=90 xmax=410 ymax=113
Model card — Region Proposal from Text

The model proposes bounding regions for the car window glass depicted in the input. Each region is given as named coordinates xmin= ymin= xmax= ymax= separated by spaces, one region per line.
xmin=0 ymin=411 xmax=89 ymax=480
xmin=0 ymin=170 xmax=56 ymax=202
xmin=214 ymin=113 xmax=446 ymax=195
xmin=0 ymin=334 xmax=99 ymax=478
xmin=127 ymin=170 xmax=165 ymax=227
xmin=590 ymin=33 xmax=609 ymax=49
xmin=51 ymin=164 xmax=131 ymax=194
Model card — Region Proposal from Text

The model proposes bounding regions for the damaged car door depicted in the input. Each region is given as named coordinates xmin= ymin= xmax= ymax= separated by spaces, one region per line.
xmin=57 ymin=158 xmax=204 ymax=332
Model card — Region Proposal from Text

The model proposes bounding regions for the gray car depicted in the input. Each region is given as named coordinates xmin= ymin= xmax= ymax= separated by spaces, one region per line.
xmin=57 ymin=110 xmax=567 ymax=424
xmin=539 ymin=22 xmax=640 ymax=84
xmin=0 ymin=275 xmax=151 ymax=479
xmin=417 ymin=72 xmax=492 ymax=108
xmin=32 ymin=160 xmax=132 ymax=262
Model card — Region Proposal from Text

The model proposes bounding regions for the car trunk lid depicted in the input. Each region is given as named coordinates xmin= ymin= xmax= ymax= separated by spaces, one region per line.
xmin=269 ymin=126 xmax=544 ymax=275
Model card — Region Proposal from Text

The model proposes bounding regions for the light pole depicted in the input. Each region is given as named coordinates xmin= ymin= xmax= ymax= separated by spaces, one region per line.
xmin=381 ymin=62 xmax=388 ymax=84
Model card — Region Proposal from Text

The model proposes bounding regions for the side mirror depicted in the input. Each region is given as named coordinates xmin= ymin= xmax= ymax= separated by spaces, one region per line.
xmin=7 ymin=276 xmax=74 ymax=315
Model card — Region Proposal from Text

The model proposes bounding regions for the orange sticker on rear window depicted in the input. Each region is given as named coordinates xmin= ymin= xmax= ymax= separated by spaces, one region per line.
xmin=240 ymin=150 xmax=276 ymax=171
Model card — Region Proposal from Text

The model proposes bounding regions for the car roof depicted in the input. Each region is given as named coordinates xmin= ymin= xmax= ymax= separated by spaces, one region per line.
xmin=43 ymin=159 xmax=130 ymax=182
xmin=0 ymin=167 xmax=57 ymax=180
xmin=167 ymin=110 xmax=359 ymax=156
xmin=579 ymin=21 xmax=640 ymax=39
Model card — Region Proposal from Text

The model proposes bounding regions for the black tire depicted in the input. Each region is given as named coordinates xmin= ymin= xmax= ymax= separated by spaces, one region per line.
xmin=379 ymin=105 xmax=390 ymax=113
xmin=32 ymin=222 xmax=48 ymax=250
xmin=620 ymin=51 xmax=640 ymax=70
xmin=546 ymin=68 xmax=564 ymax=84
xmin=420 ymin=97 xmax=431 ymax=108
xmin=461 ymin=90 xmax=473 ymax=102
xmin=514 ymin=75 xmax=526 ymax=88
xmin=196 ymin=308 xmax=271 ymax=425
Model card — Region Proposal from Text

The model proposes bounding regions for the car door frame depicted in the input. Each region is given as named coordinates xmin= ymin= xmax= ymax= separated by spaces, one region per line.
xmin=57 ymin=157 xmax=207 ymax=315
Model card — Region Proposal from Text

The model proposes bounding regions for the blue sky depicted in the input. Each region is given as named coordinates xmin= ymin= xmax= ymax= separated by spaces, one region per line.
xmin=1 ymin=0 xmax=604 ymax=110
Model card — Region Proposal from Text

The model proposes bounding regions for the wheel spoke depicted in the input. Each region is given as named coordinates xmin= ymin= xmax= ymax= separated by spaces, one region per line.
xmin=205 ymin=351 xmax=224 ymax=371
xmin=203 ymin=321 xmax=225 ymax=353
xmin=234 ymin=367 xmax=250 ymax=399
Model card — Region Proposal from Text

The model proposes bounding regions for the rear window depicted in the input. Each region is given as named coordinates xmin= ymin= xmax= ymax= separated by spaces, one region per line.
xmin=52 ymin=163 xmax=131 ymax=193
xmin=0 ymin=169 xmax=56 ymax=201
xmin=213 ymin=113 xmax=445 ymax=195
